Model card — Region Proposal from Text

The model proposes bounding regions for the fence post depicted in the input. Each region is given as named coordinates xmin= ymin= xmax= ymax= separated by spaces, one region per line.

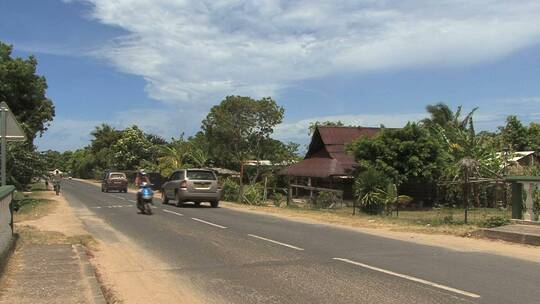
xmin=287 ymin=178 xmax=292 ymax=206
xmin=511 ymin=182 xmax=523 ymax=220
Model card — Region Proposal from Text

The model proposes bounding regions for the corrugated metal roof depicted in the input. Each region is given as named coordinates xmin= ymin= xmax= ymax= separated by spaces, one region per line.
xmin=318 ymin=126 xmax=380 ymax=145
xmin=280 ymin=126 xmax=381 ymax=177
xmin=279 ymin=156 xmax=346 ymax=178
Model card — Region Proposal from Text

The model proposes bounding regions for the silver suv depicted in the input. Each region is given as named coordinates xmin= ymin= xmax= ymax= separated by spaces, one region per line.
xmin=161 ymin=169 xmax=221 ymax=207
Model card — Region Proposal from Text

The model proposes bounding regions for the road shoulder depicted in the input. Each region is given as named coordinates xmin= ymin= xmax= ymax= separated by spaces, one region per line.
xmin=0 ymin=191 xmax=105 ymax=304
xmin=220 ymin=201 xmax=540 ymax=263
xmin=63 ymin=181 xmax=208 ymax=304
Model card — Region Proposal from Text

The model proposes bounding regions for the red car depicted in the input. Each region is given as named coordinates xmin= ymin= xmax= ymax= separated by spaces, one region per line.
xmin=101 ymin=172 xmax=128 ymax=193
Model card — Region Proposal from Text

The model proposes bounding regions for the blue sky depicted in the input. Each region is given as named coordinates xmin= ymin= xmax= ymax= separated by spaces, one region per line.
xmin=1 ymin=0 xmax=540 ymax=152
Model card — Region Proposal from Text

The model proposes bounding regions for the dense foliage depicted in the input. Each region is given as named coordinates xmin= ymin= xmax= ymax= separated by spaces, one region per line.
xmin=350 ymin=102 xmax=539 ymax=218
xmin=0 ymin=41 xmax=56 ymax=188
xmin=61 ymin=96 xmax=297 ymax=185
xmin=349 ymin=122 xmax=447 ymax=185
xmin=0 ymin=42 xmax=55 ymax=141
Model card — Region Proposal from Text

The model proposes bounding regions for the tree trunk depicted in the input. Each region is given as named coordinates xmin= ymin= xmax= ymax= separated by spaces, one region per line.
xmin=463 ymin=182 xmax=469 ymax=224
xmin=238 ymin=162 xmax=244 ymax=203
xmin=287 ymin=177 xmax=292 ymax=206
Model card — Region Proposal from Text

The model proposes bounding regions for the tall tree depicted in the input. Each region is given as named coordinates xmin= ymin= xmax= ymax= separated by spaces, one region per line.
xmin=202 ymin=96 xmax=284 ymax=200
xmin=0 ymin=42 xmax=55 ymax=142
xmin=528 ymin=122 xmax=540 ymax=153
xmin=90 ymin=124 xmax=121 ymax=154
xmin=349 ymin=122 xmax=448 ymax=185
xmin=110 ymin=126 xmax=154 ymax=170
xmin=421 ymin=103 xmax=477 ymax=132
xmin=0 ymin=41 xmax=55 ymax=188
xmin=499 ymin=115 xmax=529 ymax=151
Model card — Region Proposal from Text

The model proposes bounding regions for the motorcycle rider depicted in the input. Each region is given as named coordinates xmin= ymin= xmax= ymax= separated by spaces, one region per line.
xmin=136 ymin=171 xmax=152 ymax=213
xmin=135 ymin=170 xmax=150 ymax=188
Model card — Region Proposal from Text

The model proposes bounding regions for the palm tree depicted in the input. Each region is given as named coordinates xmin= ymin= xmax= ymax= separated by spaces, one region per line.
xmin=422 ymin=103 xmax=478 ymax=132
xmin=185 ymin=143 xmax=209 ymax=168
xmin=157 ymin=142 xmax=188 ymax=176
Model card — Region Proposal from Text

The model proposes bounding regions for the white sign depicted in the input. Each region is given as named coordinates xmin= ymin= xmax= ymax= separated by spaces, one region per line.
xmin=0 ymin=102 xmax=26 ymax=141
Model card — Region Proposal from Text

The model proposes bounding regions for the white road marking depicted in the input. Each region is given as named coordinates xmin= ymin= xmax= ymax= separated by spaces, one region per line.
xmin=191 ymin=217 xmax=227 ymax=229
xmin=93 ymin=205 xmax=132 ymax=209
xmin=248 ymin=234 xmax=304 ymax=251
xmin=332 ymin=258 xmax=481 ymax=299
xmin=128 ymin=199 xmax=136 ymax=203
xmin=163 ymin=209 xmax=183 ymax=216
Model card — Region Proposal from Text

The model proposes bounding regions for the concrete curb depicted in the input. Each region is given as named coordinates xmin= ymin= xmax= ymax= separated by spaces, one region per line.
xmin=0 ymin=233 xmax=18 ymax=278
xmin=472 ymin=228 xmax=540 ymax=246
xmin=510 ymin=219 xmax=540 ymax=226
xmin=73 ymin=245 xmax=107 ymax=304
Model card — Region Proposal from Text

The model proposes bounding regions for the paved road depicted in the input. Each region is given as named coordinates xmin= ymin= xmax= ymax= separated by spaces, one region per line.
xmin=62 ymin=180 xmax=540 ymax=304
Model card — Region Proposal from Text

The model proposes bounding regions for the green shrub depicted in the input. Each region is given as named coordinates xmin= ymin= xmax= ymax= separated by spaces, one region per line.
xmin=242 ymin=183 xmax=265 ymax=205
xmin=354 ymin=168 xmax=389 ymax=215
xmin=221 ymin=178 xmax=239 ymax=201
xmin=479 ymin=216 xmax=510 ymax=228
xmin=273 ymin=193 xmax=284 ymax=207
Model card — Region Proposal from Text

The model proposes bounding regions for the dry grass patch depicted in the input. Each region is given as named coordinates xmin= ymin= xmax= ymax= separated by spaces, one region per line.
xmin=13 ymin=197 xmax=58 ymax=222
xmin=222 ymin=202 xmax=483 ymax=236
xmin=15 ymin=225 xmax=98 ymax=248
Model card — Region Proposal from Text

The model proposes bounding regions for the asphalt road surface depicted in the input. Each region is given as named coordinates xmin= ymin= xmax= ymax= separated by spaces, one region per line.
xmin=62 ymin=180 xmax=540 ymax=304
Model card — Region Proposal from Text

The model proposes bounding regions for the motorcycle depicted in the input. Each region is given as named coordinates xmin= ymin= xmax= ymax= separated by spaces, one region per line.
xmin=53 ymin=181 xmax=61 ymax=195
xmin=137 ymin=183 xmax=154 ymax=215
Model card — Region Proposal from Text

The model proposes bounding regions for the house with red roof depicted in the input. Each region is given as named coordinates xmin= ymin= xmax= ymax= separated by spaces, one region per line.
xmin=279 ymin=126 xmax=381 ymax=199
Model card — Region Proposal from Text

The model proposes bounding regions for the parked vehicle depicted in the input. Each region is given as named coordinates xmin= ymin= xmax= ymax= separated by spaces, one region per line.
xmin=137 ymin=183 xmax=154 ymax=215
xmin=102 ymin=172 xmax=128 ymax=193
xmin=161 ymin=169 xmax=221 ymax=208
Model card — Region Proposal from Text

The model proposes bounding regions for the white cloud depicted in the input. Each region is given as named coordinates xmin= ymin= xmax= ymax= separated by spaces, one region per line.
xmin=37 ymin=95 xmax=540 ymax=152
xmin=35 ymin=119 xmax=100 ymax=152
xmin=36 ymin=106 xmax=205 ymax=151
xmin=274 ymin=112 xmax=426 ymax=146
xmin=75 ymin=0 xmax=540 ymax=104
xmin=274 ymin=95 xmax=540 ymax=149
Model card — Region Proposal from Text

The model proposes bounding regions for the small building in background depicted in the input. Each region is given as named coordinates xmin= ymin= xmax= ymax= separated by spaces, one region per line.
xmin=279 ymin=126 xmax=380 ymax=199
xmin=497 ymin=151 xmax=539 ymax=171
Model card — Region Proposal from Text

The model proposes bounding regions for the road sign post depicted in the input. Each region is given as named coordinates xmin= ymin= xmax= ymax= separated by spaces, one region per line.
xmin=1 ymin=108 xmax=6 ymax=186
xmin=0 ymin=102 xmax=27 ymax=186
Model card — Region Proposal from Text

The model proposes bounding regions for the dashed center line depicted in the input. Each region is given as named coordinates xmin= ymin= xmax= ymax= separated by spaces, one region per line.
xmin=191 ymin=217 xmax=227 ymax=229
xmin=163 ymin=209 xmax=183 ymax=216
xmin=92 ymin=205 xmax=133 ymax=209
xmin=248 ymin=234 xmax=304 ymax=251
xmin=332 ymin=258 xmax=481 ymax=299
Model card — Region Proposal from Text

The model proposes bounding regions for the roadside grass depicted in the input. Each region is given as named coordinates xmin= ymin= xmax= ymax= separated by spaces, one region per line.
xmin=222 ymin=202 xmax=509 ymax=236
xmin=15 ymin=225 xmax=98 ymax=249
xmin=13 ymin=193 xmax=57 ymax=223
xmin=30 ymin=182 xmax=48 ymax=192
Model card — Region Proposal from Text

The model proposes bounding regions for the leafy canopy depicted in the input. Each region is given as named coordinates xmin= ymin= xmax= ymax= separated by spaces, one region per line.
xmin=0 ymin=42 xmax=55 ymax=142
xmin=202 ymin=95 xmax=284 ymax=168
xmin=349 ymin=122 xmax=447 ymax=185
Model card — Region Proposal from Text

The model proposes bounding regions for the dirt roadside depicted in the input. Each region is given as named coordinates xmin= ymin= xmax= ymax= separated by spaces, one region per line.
xmin=220 ymin=202 xmax=540 ymax=263
xmin=24 ymin=189 xmax=209 ymax=304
